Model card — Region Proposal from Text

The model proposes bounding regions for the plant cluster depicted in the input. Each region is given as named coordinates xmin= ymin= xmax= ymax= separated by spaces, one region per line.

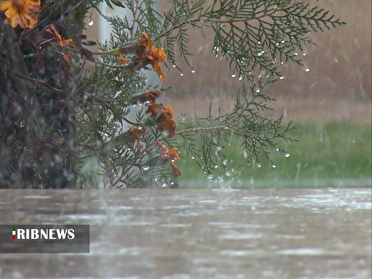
xmin=0 ymin=0 xmax=345 ymax=188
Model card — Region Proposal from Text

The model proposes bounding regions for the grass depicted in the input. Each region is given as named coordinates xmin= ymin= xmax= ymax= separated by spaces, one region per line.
xmin=177 ymin=122 xmax=372 ymax=188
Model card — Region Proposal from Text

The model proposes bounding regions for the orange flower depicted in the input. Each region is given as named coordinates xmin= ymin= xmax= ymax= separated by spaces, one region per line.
xmin=46 ymin=25 xmax=72 ymax=47
xmin=118 ymin=54 xmax=130 ymax=65
xmin=130 ymin=89 xmax=162 ymax=105
xmin=146 ymin=46 xmax=167 ymax=82
xmin=110 ymin=126 xmax=147 ymax=156
xmin=145 ymin=89 xmax=162 ymax=103
xmin=112 ymin=31 xmax=153 ymax=59
xmin=154 ymin=142 xmax=182 ymax=178
xmin=0 ymin=0 xmax=40 ymax=29
xmin=146 ymin=102 xmax=177 ymax=137
xmin=45 ymin=25 xmax=73 ymax=70
xmin=157 ymin=106 xmax=177 ymax=137
xmin=136 ymin=32 xmax=153 ymax=60
xmin=146 ymin=102 xmax=164 ymax=116
xmin=129 ymin=126 xmax=147 ymax=156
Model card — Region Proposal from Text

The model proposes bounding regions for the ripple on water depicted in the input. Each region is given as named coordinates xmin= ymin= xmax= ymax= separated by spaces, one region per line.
xmin=160 ymin=223 xmax=192 ymax=228
xmin=220 ymin=249 xmax=266 ymax=256
xmin=219 ymin=233 xmax=263 ymax=240
xmin=276 ymin=248 xmax=340 ymax=256
xmin=23 ymin=195 xmax=53 ymax=199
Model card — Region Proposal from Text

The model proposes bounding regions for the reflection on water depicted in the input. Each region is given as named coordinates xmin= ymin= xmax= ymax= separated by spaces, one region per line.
xmin=0 ymin=188 xmax=371 ymax=278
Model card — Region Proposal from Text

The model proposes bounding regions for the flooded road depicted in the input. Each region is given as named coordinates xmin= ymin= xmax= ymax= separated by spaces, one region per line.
xmin=0 ymin=188 xmax=371 ymax=279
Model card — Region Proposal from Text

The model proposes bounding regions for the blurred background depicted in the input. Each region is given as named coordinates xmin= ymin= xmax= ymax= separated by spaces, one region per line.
xmin=84 ymin=0 xmax=371 ymax=187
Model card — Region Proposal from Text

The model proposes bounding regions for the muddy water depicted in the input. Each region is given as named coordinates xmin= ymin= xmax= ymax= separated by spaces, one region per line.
xmin=0 ymin=188 xmax=371 ymax=279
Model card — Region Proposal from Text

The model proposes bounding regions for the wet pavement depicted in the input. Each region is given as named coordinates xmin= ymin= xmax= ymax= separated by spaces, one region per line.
xmin=0 ymin=188 xmax=371 ymax=279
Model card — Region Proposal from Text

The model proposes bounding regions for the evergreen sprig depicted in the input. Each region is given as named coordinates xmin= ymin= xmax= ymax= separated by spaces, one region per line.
xmin=71 ymin=0 xmax=345 ymax=188
xmin=156 ymin=0 xmax=345 ymax=84
xmin=0 ymin=0 xmax=345 ymax=188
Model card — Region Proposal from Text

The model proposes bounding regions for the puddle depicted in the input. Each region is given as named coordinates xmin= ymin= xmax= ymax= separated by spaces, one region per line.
xmin=0 ymin=188 xmax=370 ymax=278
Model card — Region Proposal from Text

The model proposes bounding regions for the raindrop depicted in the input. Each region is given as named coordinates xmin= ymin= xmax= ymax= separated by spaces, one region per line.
xmin=279 ymin=75 xmax=285 ymax=80
xmin=272 ymin=164 xmax=276 ymax=168
xmin=304 ymin=66 xmax=310 ymax=72
xmin=172 ymin=64 xmax=176 ymax=68
xmin=88 ymin=19 xmax=94 ymax=26
xmin=257 ymin=163 xmax=262 ymax=168
xmin=162 ymin=183 xmax=167 ymax=187
xmin=191 ymin=69 xmax=195 ymax=74
xmin=143 ymin=166 xmax=150 ymax=171
xmin=302 ymin=51 xmax=307 ymax=56
xmin=214 ymin=165 xmax=219 ymax=169
xmin=180 ymin=72 xmax=184 ymax=77
xmin=257 ymin=40 xmax=261 ymax=45
xmin=238 ymin=75 xmax=243 ymax=81
xmin=257 ymin=50 xmax=265 ymax=56
xmin=285 ymin=152 xmax=290 ymax=158
xmin=231 ymin=72 xmax=236 ymax=78
xmin=255 ymin=88 xmax=261 ymax=93
xmin=294 ymin=52 xmax=298 ymax=56
xmin=225 ymin=171 xmax=231 ymax=177
xmin=191 ymin=156 xmax=195 ymax=160
xmin=275 ymin=147 xmax=279 ymax=152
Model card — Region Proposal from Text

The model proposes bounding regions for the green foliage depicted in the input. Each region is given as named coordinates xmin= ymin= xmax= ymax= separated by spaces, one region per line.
xmin=0 ymin=0 xmax=345 ymax=188
xmin=179 ymin=122 xmax=372 ymax=188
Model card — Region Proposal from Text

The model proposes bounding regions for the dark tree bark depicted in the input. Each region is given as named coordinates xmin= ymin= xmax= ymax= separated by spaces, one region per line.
xmin=0 ymin=1 xmax=87 ymax=188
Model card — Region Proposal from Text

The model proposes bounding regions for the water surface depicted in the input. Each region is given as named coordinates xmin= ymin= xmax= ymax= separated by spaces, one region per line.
xmin=0 ymin=188 xmax=371 ymax=278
